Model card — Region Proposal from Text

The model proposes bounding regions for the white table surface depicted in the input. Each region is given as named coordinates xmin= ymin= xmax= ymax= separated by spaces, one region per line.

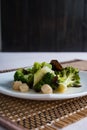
xmin=0 ymin=52 xmax=87 ymax=130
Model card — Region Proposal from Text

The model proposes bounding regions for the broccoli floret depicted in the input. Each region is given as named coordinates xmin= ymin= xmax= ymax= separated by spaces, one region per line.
xmin=57 ymin=66 xmax=81 ymax=92
xmin=27 ymin=74 xmax=34 ymax=88
xmin=33 ymin=72 xmax=58 ymax=92
xmin=41 ymin=62 xmax=52 ymax=69
xmin=31 ymin=62 xmax=52 ymax=74
xmin=14 ymin=69 xmax=24 ymax=81
xmin=14 ymin=69 xmax=34 ymax=88
xmin=32 ymin=62 xmax=42 ymax=73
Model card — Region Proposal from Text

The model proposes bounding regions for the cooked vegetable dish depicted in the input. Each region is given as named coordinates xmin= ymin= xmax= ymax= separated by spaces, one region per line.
xmin=13 ymin=60 xmax=81 ymax=93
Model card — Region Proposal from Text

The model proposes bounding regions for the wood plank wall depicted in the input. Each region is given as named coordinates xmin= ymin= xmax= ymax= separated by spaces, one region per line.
xmin=0 ymin=0 xmax=1 ymax=51
xmin=1 ymin=0 xmax=87 ymax=52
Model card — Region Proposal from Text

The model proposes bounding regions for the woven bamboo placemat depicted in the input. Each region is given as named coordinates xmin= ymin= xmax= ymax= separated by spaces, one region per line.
xmin=0 ymin=60 xmax=87 ymax=130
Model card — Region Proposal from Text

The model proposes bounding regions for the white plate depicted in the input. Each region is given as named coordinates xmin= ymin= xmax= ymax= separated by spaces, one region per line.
xmin=0 ymin=71 xmax=87 ymax=100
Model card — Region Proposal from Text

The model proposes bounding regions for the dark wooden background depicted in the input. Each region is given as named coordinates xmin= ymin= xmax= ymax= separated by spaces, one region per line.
xmin=1 ymin=0 xmax=87 ymax=52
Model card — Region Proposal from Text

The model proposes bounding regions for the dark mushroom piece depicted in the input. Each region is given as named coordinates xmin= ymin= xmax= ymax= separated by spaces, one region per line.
xmin=50 ymin=60 xmax=63 ymax=71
